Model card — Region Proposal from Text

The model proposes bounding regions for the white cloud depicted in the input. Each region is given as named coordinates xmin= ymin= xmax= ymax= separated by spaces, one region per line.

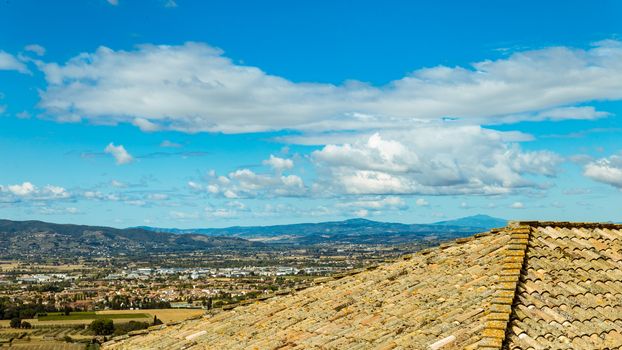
xmin=125 ymin=199 xmax=146 ymax=206
xmin=39 ymin=206 xmax=80 ymax=215
xmin=312 ymin=127 xmax=561 ymax=196
xmin=106 ymin=0 xmax=119 ymax=5
xmin=147 ymin=193 xmax=169 ymax=200
xmin=104 ymin=143 xmax=134 ymax=165
xmin=0 ymin=51 xmax=29 ymax=73
xmin=192 ymin=166 xmax=307 ymax=199
xmin=164 ymin=0 xmax=178 ymax=8
xmin=111 ymin=180 xmax=126 ymax=188
xmin=24 ymin=44 xmax=46 ymax=56
xmin=520 ymin=106 xmax=608 ymax=122
xmin=355 ymin=209 xmax=369 ymax=217
xmin=160 ymin=140 xmax=182 ymax=148
xmin=38 ymin=40 xmax=622 ymax=133
xmin=187 ymin=181 xmax=202 ymax=190
xmin=263 ymin=155 xmax=294 ymax=172
xmin=43 ymin=185 xmax=70 ymax=198
xmin=584 ymin=154 xmax=622 ymax=189
xmin=415 ymin=198 xmax=429 ymax=207
xmin=225 ymin=168 xmax=306 ymax=197
xmin=7 ymin=182 xmax=36 ymax=196
xmin=0 ymin=182 xmax=70 ymax=200
xmin=132 ymin=117 xmax=160 ymax=131
xmin=340 ymin=196 xmax=407 ymax=210
xmin=201 ymin=202 xmax=255 ymax=220
xmin=83 ymin=191 xmax=119 ymax=201
xmin=170 ymin=210 xmax=199 ymax=220
xmin=511 ymin=202 xmax=525 ymax=209
xmin=223 ymin=189 xmax=238 ymax=199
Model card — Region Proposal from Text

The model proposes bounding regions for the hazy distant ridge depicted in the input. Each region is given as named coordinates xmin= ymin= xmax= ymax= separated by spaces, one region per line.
xmin=138 ymin=215 xmax=507 ymax=244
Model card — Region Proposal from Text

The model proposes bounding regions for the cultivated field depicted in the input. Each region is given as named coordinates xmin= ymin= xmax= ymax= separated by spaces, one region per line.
xmin=0 ymin=260 xmax=20 ymax=271
xmin=0 ymin=309 xmax=204 ymax=329
xmin=0 ymin=340 xmax=85 ymax=349
xmin=39 ymin=312 xmax=148 ymax=321
xmin=0 ymin=328 xmax=92 ymax=349
xmin=97 ymin=309 xmax=205 ymax=323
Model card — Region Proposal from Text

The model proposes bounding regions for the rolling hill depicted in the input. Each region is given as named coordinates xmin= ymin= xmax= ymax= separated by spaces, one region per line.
xmin=0 ymin=219 xmax=261 ymax=259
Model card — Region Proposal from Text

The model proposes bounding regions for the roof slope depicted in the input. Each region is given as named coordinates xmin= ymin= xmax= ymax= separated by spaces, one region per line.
xmin=505 ymin=223 xmax=622 ymax=349
xmin=106 ymin=230 xmax=511 ymax=350
xmin=105 ymin=221 xmax=622 ymax=350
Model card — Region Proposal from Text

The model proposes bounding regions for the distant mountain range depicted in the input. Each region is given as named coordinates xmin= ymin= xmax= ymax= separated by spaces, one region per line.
xmin=138 ymin=215 xmax=507 ymax=244
xmin=0 ymin=215 xmax=507 ymax=259
xmin=0 ymin=219 xmax=261 ymax=259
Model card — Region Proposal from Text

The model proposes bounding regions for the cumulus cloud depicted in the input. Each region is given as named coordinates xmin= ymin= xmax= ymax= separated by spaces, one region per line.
xmin=182 ymin=153 xmax=307 ymax=199
xmin=511 ymin=202 xmax=525 ymax=209
xmin=584 ymin=153 xmax=622 ymax=189
xmin=84 ymin=191 xmax=120 ymax=201
xmin=340 ymin=196 xmax=407 ymax=211
xmin=415 ymin=198 xmax=429 ymax=207
xmin=312 ymin=127 xmax=561 ymax=196
xmin=37 ymin=40 xmax=622 ymax=133
xmin=0 ymin=182 xmax=70 ymax=200
xmin=0 ymin=51 xmax=29 ymax=73
xmin=104 ymin=143 xmax=134 ymax=164
xmin=263 ymin=154 xmax=294 ymax=172
xmin=7 ymin=182 xmax=36 ymax=196
xmin=24 ymin=44 xmax=46 ymax=56
xmin=225 ymin=169 xmax=306 ymax=197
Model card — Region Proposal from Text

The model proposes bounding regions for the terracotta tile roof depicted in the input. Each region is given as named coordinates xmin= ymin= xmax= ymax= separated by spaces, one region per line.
xmin=505 ymin=222 xmax=622 ymax=350
xmin=104 ymin=221 xmax=622 ymax=350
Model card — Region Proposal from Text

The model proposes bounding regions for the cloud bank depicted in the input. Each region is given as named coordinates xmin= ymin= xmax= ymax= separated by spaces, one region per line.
xmin=38 ymin=40 xmax=622 ymax=133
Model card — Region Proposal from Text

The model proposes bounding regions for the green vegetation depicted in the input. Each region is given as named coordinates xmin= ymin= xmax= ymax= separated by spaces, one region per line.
xmin=39 ymin=311 xmax=149 ymax=321
xmin=113 ymin=320 xmax=150 ymax=336
xmin=87 ymin=318 xmax=150 ymax=337
xmin=9 ymin=317 xmax=21 ymax=328
xmin=88 ymin=319 xmax=114 ymax=335
xmin=0 ymin=297 xmax=61 ymax=319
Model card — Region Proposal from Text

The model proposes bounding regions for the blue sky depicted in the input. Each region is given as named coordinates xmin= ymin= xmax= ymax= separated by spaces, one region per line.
xmin=1 ymin=0 xmax=621 ymax=228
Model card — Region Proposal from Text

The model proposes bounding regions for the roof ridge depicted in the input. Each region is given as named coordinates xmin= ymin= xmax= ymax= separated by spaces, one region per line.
xmin=479 ymin=224 xmax=531 ymax=350
xmin=509 ymin=221 xmax=622 ymax=229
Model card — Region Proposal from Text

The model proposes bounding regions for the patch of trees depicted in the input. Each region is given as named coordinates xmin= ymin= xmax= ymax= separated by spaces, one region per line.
xmin=9 ymin=318 xmax=31 ymax=329
xmin=0 ymin=297 xmax=60 ymax=320
xmin=26 ymin=282 xmax=70 ymax=293
xmin=88 ymin=319 xmax=115 ymax=335
xmin=89 ymin=318 xmax=160 ymax=336
xmin=112 ymin=321 xmax=150 ymax=336
xmin=97 ymin=295 xmax=170 ymax=310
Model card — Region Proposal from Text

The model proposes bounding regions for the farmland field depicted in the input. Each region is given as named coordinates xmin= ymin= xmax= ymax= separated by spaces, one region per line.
xmin=1 ymin=340 xmax=86 ymax=349
xmin=38 ymin=311 xmax=149 ymax=321
xmin=0 ymin=309 xmax=202 ymax=328
xmin=97 ymin=309 xmax=205 ymax=323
